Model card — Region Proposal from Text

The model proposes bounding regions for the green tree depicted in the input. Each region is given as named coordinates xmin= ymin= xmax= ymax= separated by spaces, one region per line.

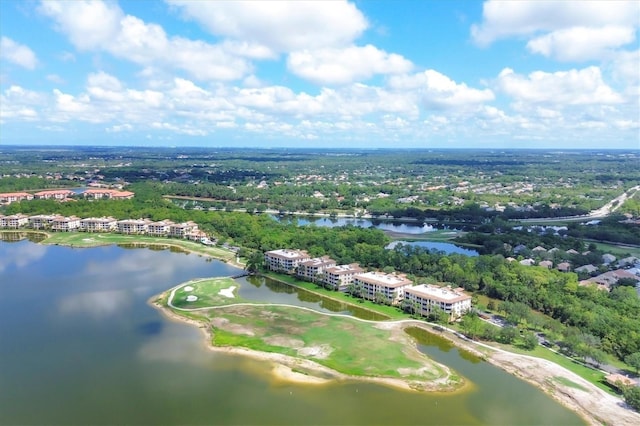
xmin=460 ymin=312 xmax=484 ymax=339
xmin=521 ymin=331 xmax=539 ymax=350
xmin=623 ymin=386 xmax=640 ymax=412
xmin=498 ymin=326 xmax=519 ymax=344
xmin=245 ymin=251 xmax=264 ymax=274
xmin=625 ymin=352 xmax=640 ymax=374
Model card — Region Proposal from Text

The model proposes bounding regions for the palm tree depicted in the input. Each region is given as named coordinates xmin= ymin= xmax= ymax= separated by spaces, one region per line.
xmin=245 ymin=251 xmax=264 ymax=274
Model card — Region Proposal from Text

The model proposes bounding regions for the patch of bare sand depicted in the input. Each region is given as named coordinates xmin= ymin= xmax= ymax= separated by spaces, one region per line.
xmin=490 ymin=351 xmax=640 ymax=426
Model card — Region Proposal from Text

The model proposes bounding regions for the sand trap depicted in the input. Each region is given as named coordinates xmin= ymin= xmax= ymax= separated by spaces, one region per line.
xmin=184 ymin=286 xmax=194 ymax=292
xmin=82 ymin=238 xmax=94 ymax=242
xmin=186 ymin=295 xmax=198 ymax=302
xmin=218 ymin=286 xmax=236 ymax=298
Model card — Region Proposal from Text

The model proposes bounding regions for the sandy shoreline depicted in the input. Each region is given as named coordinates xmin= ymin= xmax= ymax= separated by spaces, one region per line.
xmin=152 ymin=292 xmax=640 ymax=426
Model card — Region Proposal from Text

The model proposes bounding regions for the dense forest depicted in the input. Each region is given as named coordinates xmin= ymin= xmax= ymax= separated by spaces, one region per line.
xmin=4 ymin=181 xmax=639 ymax=361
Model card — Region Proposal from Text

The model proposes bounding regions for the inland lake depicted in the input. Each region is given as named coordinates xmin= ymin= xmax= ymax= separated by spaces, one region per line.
xmin=0 ymin=239 xmax=584 ymax=425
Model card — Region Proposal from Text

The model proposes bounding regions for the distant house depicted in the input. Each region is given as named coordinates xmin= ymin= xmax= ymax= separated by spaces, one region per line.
xmin=602 ymin=254 xmax=616 ymax=265
xmin=565 ymin=249 xmax=579 ymax=255
xmin=353 ymin=271 xmax=412 ymax=305
xmin=404 ymin=284 xmax=472 ymax=320
xmin=532 ymin=246 xmax=547 ymax=253
xmin=557 ymin=262 xmax=571 ymax=272
xmin=519 ymin=258 xmax=535 ymax=266
xmin=575 ymin=264 xmax=598 ymax=274
xmin=513 ymin=244 xmax=527 ymax=254
xmin=538 ymin=260 xmax=553 ymax=269
xmin=264 ymin=249 xmax=311 ymax=273
xmin=617 ymin=256 xmax=640 ymax=268
xmin=587 ymin=269 xmax=638 ymax=289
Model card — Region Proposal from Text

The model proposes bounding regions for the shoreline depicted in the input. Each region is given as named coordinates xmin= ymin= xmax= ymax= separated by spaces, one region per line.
xmin=153 ymin=286 xmax=640 ymax=426
xmin=151 ymin=290 xmax=465 ymax=394
xmin=4 ymin=231 xmax=638 ymax=424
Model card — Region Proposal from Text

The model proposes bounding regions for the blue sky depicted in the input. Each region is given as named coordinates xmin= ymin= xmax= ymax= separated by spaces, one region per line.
xmin=1 ymin=0 xmax=638 ymax=149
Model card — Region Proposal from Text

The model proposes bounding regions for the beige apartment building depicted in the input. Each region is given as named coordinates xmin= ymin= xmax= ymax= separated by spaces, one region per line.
xmin=83 ymin=189 xmax=135 ymax=200
xmin=264 ymin=249 xmax=311 ymax=273
xmin=52 ymin=216 xmax=81 ymax=231
xmin=404 ymin=284 xmax=472 ymax=320
xmin=116 ymin=219 xmax=150 ymax=234
xmin=147 ymin=220 xmax=174 ymax=236
xmin=353 ymin=271 xmax=413 ymax=305
xmin=168 ymin=221 xmax=198 ymax=238
xmin=0 ymin=214 xmax=30 ymax=228
xmin=297 ymin=256 xmax=336 ymax=282
xmin=80 ymin=217 xmax=117 ymax=232
xmin=0 ymin=192 xmax=33 ymax=205
xmin=28 ymin=214 xmax=61 ymax=229
xmin=34 ymin=190 xmax=75 ymax=200
xmin=323 ymin=263 xmax=364 ymax=291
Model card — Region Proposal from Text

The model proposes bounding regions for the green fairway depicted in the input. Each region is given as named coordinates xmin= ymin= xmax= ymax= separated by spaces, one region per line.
xmin=41 ymin=232 xmax=236 ymax=261
xmin=171 ymin=277 xmax=245 ymax=308
xmin=205 ymin=304 xmax=454 ymax=387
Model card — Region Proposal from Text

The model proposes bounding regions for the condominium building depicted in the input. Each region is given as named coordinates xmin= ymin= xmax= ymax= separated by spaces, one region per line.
xmin=51 ymin=216 xmax=81 ymax=232
xmin=323 ymin=263 xmax=364 ymax=291
xmin=0 ymin=214 xmax=30 ymax=228
xmin=353 ymin=271 xmax=413 ymax=305
xmin=80 ymin=217 xmax=117 ymax=232
xmin=29 ymin=214 xmax=61 ymax=229
xmin=404 ymin=284 xmax=472 ymax=320
xmin=0 ymin=192 xmax=33 ymax=205
xmin=168 ymin=221 xmax=198 ymax=238
xmin=83 ymin=189 xmax=135 ymax=200
xmin=264 ymin=249 xmax=311 ymax=273
xmin=147 ymin=220 xmax=174 ymax=236
xmin=297 ymin=256 xmax=336 ymax=282
xmin=116 ymin=219 xmax=150 ymax=234
xmin=34 ymin=190 xmax=75 ymax=200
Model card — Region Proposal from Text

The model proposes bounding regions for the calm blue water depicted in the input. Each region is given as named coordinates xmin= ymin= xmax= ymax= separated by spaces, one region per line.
xmin=0 ymin=240 xmax=582 ymax=425
xmin=387 ymin=240 xmax=479 ymax=256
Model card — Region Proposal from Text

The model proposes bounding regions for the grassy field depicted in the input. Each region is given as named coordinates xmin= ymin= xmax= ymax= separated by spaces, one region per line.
xmin=203 ymin=304 xmax=455 ymax=387
xmin=171 ymin=277 xmax=245 ymax=309
xmin=40 ymin=232 xmax=236 ymax=261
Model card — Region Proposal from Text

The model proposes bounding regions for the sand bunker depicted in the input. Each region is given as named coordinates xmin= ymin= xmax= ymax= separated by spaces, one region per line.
xmin=186 ymin=295 xmax=198 ymax=302
xmin=184 ymin=286 xmax=194 ymax=292
xmin=218 ymin=286 xmax=236 ymax=298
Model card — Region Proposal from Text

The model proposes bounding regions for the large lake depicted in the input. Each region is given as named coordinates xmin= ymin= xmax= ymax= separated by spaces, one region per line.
xmin=0 ymin=240 xmax=583 ymax=425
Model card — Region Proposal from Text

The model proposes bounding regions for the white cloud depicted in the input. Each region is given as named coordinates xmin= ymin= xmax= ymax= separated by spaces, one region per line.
xmin=496 ymin=66 xmax=623 ymax=105
xmin=389 ymin=70 xmax=494 ymax=109
xmin=38 ymin=0 xmax=122 ymax=50
xmin=527 ymin=26 xmax=637 ymax=62
xmin=287 ymin=44 xmax=413 ymax=85
xmin=167 ymin=0 xmax=368 ymax=53
xmin=471 ymin=0 xmax=640 ymax=47
xmin=0 ymin=36 xmax=38 ymax=69
xmin=39 ymin=0 xmax=252 ymax=81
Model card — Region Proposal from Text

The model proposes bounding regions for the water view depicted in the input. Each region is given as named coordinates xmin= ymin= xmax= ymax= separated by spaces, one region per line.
xmin=0 ymin=240 xmax=583 ymax=425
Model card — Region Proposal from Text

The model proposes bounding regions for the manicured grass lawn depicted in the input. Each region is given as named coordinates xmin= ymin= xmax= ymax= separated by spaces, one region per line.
xmin=41 ymin=232 xmax=236 ymax=260
xmin=208 ymin=304 xmax=450 ymax=383
xmin=171 ymin=277 xmax=244 ymax=309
